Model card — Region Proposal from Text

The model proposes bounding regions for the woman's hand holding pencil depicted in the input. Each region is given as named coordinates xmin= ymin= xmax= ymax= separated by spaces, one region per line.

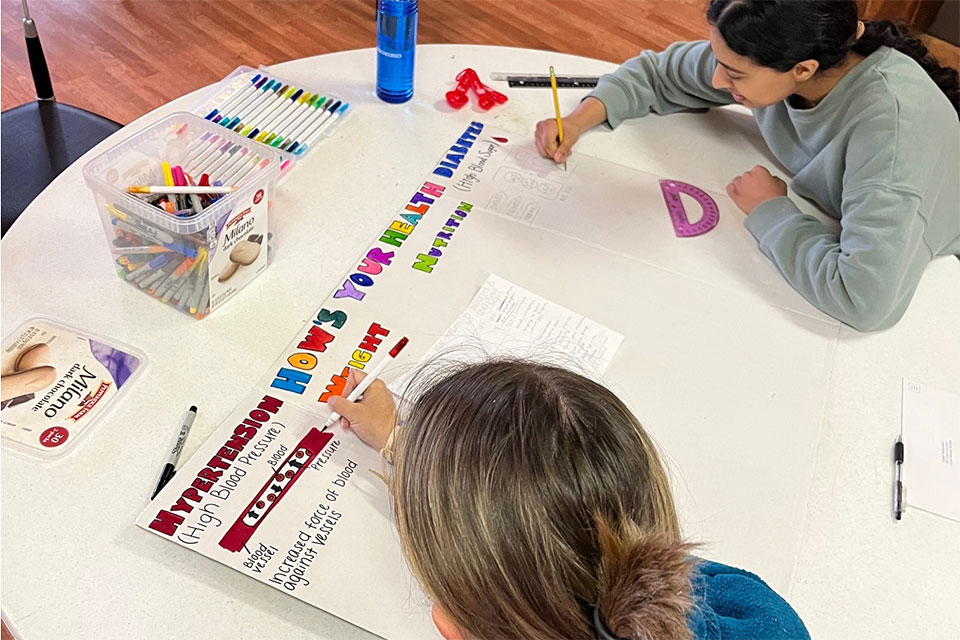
xmin=534 ymin=95 xmax=608 ymax=167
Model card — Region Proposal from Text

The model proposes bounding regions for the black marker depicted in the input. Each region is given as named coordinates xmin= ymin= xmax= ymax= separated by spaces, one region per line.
xmin=151 ymin=406 xmax=198 ymax=499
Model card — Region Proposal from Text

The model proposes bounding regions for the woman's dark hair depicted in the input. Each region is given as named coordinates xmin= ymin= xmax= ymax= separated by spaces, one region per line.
xmin=706 ymin=0 xmax=959 ymax=115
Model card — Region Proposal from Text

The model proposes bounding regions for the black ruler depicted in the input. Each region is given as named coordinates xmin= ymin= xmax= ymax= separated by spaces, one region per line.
xmin=491 ymin=74 xmax=600 ymax=88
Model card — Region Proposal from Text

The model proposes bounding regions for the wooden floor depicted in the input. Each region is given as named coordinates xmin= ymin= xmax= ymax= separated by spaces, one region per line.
xmin=1 ymin=0 xmax=713 ymax=124
xmin=3 ymin=1 xmax=956 ymax=125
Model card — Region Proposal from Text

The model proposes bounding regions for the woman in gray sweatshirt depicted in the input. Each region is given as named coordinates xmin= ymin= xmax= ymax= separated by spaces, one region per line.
xmin=536 ymin=0 xmax=959 ymax=331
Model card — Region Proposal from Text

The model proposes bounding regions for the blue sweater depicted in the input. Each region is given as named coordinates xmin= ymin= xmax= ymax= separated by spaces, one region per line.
xmin=687 ymin=561 xmax=809 ymax=640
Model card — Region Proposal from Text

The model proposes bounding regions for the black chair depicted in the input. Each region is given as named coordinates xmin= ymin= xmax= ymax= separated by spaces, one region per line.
xmin=1 ymin=0 xmax=122 ymax=237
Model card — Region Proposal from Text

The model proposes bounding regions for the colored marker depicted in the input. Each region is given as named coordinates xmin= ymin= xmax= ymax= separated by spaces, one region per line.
xmin=232 ymin=81 xmax=288 ymax=130
xmin=140 ymin=260 xmax=176 ymax=289
xmin=186 ymin=140 xmax=233 ymax=177
xmin=296 ymin=102 xmax=349 ymax=154
xmin=226 ymin=80 xmax=283 ymax=132
xmin=194 ymin=285 xmax=210 ymax=318
xmin=112 ymin=245 xmax=173 ymax=255
xmin=153 ymin=257 xmax=193 ymax=298
xmin=262 ymin=93 xmax=318 ymax=144
xmin=270 ymin=95 xmax=326 ymax=147
xmin=185 ymin=132 xmax=220 ymax=158
xmin=109 ymin=211 xmax=175 ymax=244
xmin=257 ymin=92 xmax=314 ymax=142
xmin=215 ymin=148 xmax=256 ymax=183
xmin=248 ymin=87 xmax=304 ymax=136
xmin=161 ymin=161 xmax=175 ymax=187
xmin=226 ymin=156 xmax=270 ymax=185
xmin=282 ymin=99 xmax=338 ymax=151
xmin=185 ymin=136 xmax=224 ymax=169
xmin=125 ymin=254 xmax=168 ymax=282
xmin=206 ymin=144 xmax=246 ymax=178
xmin=204 ymin=74 xmax=263 ymax=120
xmin=215 ymin=78 xmax=275 ymax=127
xmin=322 ymin=336 xmax=409 ymax=430
xmin=241 ymin=86 xmax=297 ymax=136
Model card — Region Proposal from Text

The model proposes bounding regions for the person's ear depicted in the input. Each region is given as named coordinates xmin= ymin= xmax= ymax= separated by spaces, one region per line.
xmin=432 ymin=603 xmax=465 ymax=640
xmin=792 ymin=59 xmax=820 ymax=82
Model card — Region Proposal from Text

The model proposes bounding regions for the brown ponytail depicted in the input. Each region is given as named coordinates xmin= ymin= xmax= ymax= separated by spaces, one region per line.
xmin=595 ymin=517 xmax=695 ymax=640
xmin=392 ymin=360 xmax=695 ymax=639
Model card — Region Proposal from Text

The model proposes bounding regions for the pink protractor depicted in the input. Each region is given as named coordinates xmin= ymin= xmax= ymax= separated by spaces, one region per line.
xmin=446 ymin=71 xmax=473 ymax=109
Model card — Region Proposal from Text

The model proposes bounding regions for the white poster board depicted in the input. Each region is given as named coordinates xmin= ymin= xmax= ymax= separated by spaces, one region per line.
xmin=138 ymin=123 xmax=838 ymax=638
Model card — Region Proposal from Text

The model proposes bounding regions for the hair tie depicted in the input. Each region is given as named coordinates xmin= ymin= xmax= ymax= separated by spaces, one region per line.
xmin=592 ymin=606 xmax=625 ymax=640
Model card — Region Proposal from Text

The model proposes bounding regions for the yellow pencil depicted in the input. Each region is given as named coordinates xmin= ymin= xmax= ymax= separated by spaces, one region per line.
xmin=549 ymin=66 xmax=566 ymax=171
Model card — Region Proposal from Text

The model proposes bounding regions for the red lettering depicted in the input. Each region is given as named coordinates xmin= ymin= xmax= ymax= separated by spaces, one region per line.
xmin=218 ymin=444 xmax=240 ymax=461
xmin=198 ymin=468 xmax=222 ymax=482
xmin=192 ymin=477 xmax=213 ymax=493
xmin=248 ymin=409 xmax=270 ymax=423
xmin=172 ymin=497 xmax=194 ymax=513
xmin=298 ymin=325 xmax=335 ymax=353
xmin=208 ymin=455 xmax=230 ymax=470
xmin=359 ymin=322 xmax=390 ymax=352
xmin=234 ymin=424 xmax=256 ymax=439
xmin=257 ymin=395 xmax=283 ymax=414
xmin=148 ymin=510 xmax=184 ymax=536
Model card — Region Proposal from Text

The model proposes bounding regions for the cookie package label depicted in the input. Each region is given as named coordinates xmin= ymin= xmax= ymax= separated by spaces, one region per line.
xmin=207 ymin=186 xmax=269 ymax=311
xmin=2 ymin=318 xmax=145 ymax=459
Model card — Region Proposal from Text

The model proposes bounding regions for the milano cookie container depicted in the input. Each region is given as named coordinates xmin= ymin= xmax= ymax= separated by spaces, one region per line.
xmin=1 ymin=317 xmax=147 ymax=461
xmin=83 ymin=112 xmax=280 ymax=319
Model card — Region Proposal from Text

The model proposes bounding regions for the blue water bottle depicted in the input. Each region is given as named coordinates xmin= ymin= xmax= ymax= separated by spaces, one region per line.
xmin=376 ymin=0 xmax=418 ymax=103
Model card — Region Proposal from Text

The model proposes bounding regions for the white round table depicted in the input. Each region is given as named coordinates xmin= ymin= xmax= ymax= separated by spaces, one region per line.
xmin=2 ymin=45 xmax=958 ymax=640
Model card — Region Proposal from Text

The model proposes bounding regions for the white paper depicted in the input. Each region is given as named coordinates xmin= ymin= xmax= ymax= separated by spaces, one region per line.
xmin=133 ymin=122 xmax=835 ymax=638
xmin=901 ymin=379 xmax=960 ymax=522
xmin=458 ymin=142 xmax=815 ymax=316
xmin=136 ymin=392 xmax=439 ymax=640
xmin=391 ymin=274 xmax=624 ymax=395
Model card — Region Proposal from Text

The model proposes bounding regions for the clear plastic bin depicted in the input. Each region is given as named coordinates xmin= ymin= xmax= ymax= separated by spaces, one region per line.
xmin=83 ymin=112 xmax=280 ymax=318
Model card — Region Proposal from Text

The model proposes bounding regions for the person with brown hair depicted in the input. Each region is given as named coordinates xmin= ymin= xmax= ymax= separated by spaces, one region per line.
xmin=328 ymin=360 xmax=810 ymax=639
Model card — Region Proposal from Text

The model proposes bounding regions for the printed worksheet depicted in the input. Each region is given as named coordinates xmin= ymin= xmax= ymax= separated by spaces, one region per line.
xmin=390 ymin=274 xmax=623 ymax=395
xmin=902 ymin=379 xmax=960 ymax=522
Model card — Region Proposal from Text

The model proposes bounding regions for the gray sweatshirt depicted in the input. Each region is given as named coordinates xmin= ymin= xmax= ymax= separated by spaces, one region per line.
xmin=589 ymin=41 xmax=959 ymax=331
